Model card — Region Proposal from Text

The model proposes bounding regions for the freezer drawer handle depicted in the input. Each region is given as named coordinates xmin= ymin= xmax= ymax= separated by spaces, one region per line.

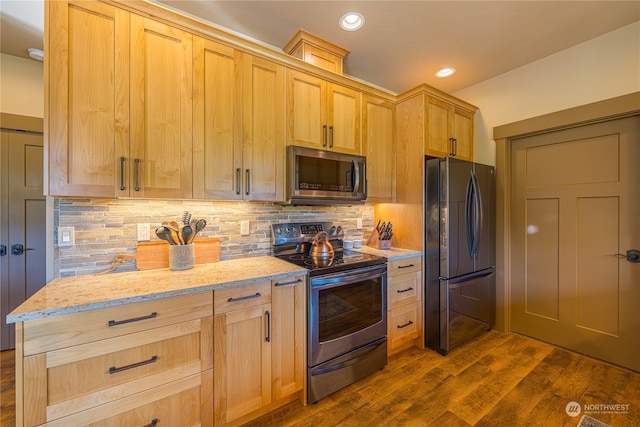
xmin=397 ymin=264 xmax=415 ymax=269
xmin=228 ymin=292 xmax=261 ymax=302
xmin=397 ymin=287 xmax=414 ymax=293
xmin=108 ymin=312 xmax=158 ymax=327
xmin=109 ymin=355 xmax=157 ymax=374
xmin=397 ymin=320 xmax=414 ymax=329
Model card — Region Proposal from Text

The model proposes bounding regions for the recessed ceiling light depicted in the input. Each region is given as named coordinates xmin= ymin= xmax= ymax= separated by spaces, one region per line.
xmin=28 ymin=48 xmax=44 ymax=62
xmin=435 ymin=67 xmax=456 ymax=78
xmin=339 ymin=12 xmax=365 ymax=31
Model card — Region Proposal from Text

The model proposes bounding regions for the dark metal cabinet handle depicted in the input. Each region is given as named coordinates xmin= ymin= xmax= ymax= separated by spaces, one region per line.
xmin=397 ymin=287 xmax=414 ymax=294
xmin=245 ymin=169 xmax=250 ymax=195
xmin=228 ymin=292 xmax=261 ymax=303
xmin=108 ymin=312 xmax=158 ymax=327
xmin=119 ymin=157 xmax=125 ymax=190
xmin=236 ymin=168 xmax=241 ymax=195
xmin=329 ymin=125 xmax=334 ymax=148
xmin=322 ymin=125 xmax=328 ymax=147
xmin=109 ymin=355 xmax=157 ymax=374
xmin=274 ymin=278 xmax=303 ymax=287
xmin=134 ymin=158 xmax=140 ymax=191
xmin=0 ymin=245 xmax=6 ymax=257
xmin=397 ymin=264 xmax=415 ymax=269
xmin=450 ymin=137 xmax=458 ymax=156
xmin=397 ymin=320 xmax=414 ymax=329
xmin=265 ymin=310 xmax=271 ymax=342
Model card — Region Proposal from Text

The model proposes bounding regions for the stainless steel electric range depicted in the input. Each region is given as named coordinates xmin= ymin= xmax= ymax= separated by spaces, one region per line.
xmin=272 ymin=222 xmax=388 ymax=403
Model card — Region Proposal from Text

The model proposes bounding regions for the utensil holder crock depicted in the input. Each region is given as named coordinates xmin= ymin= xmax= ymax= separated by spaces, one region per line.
xmin=169 ymin=244 xmax=195 ymax=270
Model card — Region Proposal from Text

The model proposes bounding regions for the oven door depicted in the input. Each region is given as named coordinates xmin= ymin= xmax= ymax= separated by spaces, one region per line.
xmin=309 ymin=264 xmax=387 ymax=367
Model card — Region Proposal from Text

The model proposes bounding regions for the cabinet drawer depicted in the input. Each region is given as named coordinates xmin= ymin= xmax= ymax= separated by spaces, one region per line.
xmin=24 ymin=292 xmax=213 ymax=355
xmin=388 ymin=256 xmax=421 ymax=276
xmin=388 ymin=303 xmax=420 ymax=349
xmin=388 ymin=271 xmax=421 ymax=310
xmin=43 ymin=373 xmax=207 ymax=427
xmin=214 ymin=281 xmax=272 ymax=314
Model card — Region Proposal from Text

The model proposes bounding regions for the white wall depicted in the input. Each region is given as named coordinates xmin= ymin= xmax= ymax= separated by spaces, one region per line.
xmin=455 ymin=21 xmax=640 ymax=166
xmin=0 ymin=53 xmax=44 ymax=118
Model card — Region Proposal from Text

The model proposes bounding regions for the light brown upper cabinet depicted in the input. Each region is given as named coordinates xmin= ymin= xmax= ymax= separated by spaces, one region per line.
xmin=47 ymin=2 xmax=193 ymax=198
xmin=47 ymin=1 xmax=130 ymax=197
xmin=287 ymin=69 xmax=361 ymax=155
xmin=129 ymin=15 xmax=193 ymax=199
xmin=193 ymin=38 xmax=285 ymax=201
xmin=362 ymin=94 xmax=395 ymax=202
xmin=426 ymin=96 xmax=475 ymax=161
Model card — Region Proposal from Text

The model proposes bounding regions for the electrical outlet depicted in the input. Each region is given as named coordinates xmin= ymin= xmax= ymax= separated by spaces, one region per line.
xmin=137 ymin=223 xmax=150 ymax=241
xmin=58 ymin=226 xmax=75 ymax=247
xmin=240 ymin=220 xmax=250 ymax=236
xmin=356 ymin=218 xmax=363 ymax=229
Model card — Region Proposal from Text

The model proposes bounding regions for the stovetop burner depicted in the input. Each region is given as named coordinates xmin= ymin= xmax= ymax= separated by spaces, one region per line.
xmin=272 ymin=222 xmax=386 ymax=276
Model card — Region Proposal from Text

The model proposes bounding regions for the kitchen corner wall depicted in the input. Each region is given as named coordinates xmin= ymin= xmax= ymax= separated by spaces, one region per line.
xmin=54 ymin=198 xmax=374 ymax=278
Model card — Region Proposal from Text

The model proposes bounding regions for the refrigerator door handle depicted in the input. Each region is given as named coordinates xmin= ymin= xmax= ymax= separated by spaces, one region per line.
xmin=465 ymin=172 xmax=475 ymax=258
xmin=471 ymin=169 xmax=483 ymax=257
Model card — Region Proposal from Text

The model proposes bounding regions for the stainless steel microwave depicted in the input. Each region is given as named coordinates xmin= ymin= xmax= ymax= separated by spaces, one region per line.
xmin=286 ymin=146 xmax=367 ymax=205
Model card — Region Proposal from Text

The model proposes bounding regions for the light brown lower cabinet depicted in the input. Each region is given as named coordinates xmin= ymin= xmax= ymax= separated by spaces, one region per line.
xmin=213 ymin=276 xmax=306 ymax=426
xmin=15 ymin=293 xmax=214 ymax=427
xmin=386 ymin=256 xmax=423 ymax=355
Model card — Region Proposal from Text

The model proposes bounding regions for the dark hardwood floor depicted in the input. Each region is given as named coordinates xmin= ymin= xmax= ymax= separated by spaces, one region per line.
xmin=1 ymin=331 xmax=639 ymax=426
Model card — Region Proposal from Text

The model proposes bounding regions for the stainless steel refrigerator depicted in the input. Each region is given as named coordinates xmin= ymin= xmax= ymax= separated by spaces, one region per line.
xmin=425 ymin=157 xmax=496 ymax=355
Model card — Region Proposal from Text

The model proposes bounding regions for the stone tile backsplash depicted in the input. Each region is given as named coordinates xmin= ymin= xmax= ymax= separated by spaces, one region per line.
xmin=54 ymin=198 xmax=374 ymax=278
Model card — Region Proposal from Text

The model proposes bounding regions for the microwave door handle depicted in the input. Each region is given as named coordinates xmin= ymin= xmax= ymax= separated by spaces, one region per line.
xmin=351 ymin=160 xmax=360 ymax=194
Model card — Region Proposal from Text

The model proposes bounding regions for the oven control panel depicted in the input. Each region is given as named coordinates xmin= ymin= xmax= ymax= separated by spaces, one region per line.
xmin=272 ymin=222 xmax=344 ymax=245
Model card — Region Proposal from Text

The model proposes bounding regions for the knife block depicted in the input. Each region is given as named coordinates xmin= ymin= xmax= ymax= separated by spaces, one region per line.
xmin=366 ymin=229 xmax=391 ymax=250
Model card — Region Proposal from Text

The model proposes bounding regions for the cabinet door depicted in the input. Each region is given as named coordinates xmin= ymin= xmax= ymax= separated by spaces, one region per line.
xmin=193 ymin=37 xmax=242 ymax=199
xmin=47 ymin=1 xmax=129 ymax=197
xmin=363 ymin=94 xmax=394 ymax=202
xmin=214 ymin=304 xmax=272 ymax=425
xmin=425 ymin=96 xmax=451 ymax=158
xmin=327 ymin=83 xmax=361 ymax=155
xmin=243 ymin=55 xmax=286 ymax=201
xmin=451 ymin=107 xmax=474 ymax=161
xmin=271 ymin=277 xmax=305 ymax=401
xmin=130 ymin=15 xmax=193 ymax=199
xmin=287 ymin=69 xmax=327 ymax=150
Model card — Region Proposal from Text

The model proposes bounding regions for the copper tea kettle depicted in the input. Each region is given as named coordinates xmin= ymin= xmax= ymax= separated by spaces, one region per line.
xmin=310 ymin=231 xmax=334 ymax=257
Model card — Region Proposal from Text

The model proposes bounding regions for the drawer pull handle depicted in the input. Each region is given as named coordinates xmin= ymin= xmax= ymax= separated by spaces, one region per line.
xmin=146 ymin=418 xmax=158 ymax=427
xmin=228 ymin=292 xmax=261 ymax=303
xmin=397 ymin=287 xmax=414 ymax=293
xmin=109 ymin=355 xmax=158 ymax=374
xmin=108 ymin=312 xmax=158 ymax=327
xmin=275 ymin=278 xmax=303 ymax=287
xmin=398 ymin=264 xmax=415 ymax=269
xmin=397 ymin=320 xmax=414 ymax=329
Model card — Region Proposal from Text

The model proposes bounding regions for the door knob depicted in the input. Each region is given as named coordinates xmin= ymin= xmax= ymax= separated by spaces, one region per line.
xmin=0 ymin=245 xmax=6 ymax=256
xmin=10 ymin=244 xmax=35 ymax=256
xmin=615 ymin=249 xmax=640 ymax=263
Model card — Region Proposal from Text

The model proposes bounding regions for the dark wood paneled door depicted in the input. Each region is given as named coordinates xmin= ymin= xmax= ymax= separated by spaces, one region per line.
xmin=0 ymin=128 xmax=46 ymax=350
xmin=511 ymin=116 xmax=639 ymax=371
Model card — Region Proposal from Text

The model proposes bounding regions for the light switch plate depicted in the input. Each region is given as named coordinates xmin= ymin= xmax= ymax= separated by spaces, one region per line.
xmin=356 ymin=218 xmax=363 ymax=229
xmin=240 ymin=220 xmax=250 ymax=236
xmin=58 ymin=226 xmax=75 ymax=247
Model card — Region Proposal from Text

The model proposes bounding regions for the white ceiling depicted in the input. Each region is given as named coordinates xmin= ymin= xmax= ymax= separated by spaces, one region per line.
xmin=2 ymin=1 xmax=639 ymax=94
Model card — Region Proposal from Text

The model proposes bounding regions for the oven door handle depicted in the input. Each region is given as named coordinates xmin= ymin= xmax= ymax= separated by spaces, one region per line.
xmin=311 ymin=265 xmax=387 ymax=288
xmin=310 ymin=339 xmax=382 ymax=376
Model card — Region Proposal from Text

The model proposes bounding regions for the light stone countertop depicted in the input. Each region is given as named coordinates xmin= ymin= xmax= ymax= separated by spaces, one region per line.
xmin=355 ymin=246 xmax=422 ymax=260
xmin=7 ymin=256 xmax=307 ymax=324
